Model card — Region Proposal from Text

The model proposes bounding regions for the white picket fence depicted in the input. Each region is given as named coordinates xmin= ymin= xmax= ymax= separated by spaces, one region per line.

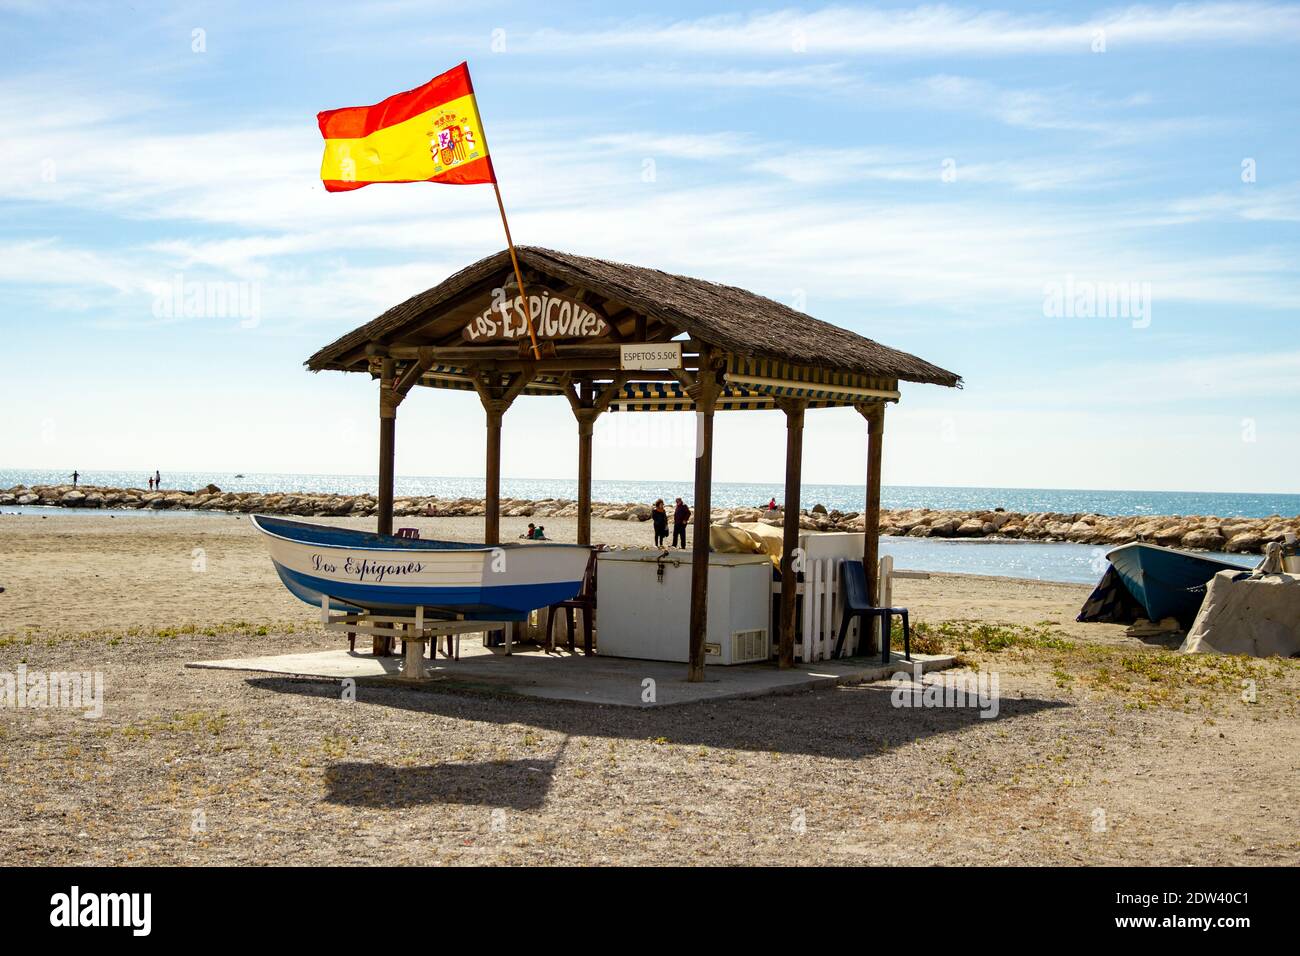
xmin=774 ymin=554 xmax=929 ymax=662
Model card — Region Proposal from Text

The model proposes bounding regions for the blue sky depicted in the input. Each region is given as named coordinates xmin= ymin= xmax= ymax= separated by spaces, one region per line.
xmin=2 ymin=1 xmax=1298 ymax=493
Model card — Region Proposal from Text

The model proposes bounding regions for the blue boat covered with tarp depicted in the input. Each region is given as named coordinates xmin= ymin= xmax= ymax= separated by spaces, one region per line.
xmin=1078 ymin=542 xmax=1251 ymax=630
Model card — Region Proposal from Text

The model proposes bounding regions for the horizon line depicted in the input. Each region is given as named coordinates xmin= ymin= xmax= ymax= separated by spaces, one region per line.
xmin=3 ymin=467 xmax=1296 ymax=500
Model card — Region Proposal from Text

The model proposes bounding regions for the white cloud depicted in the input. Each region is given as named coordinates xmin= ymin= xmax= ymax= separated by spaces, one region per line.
xmin=521 ymin=3 xmax=1300 ymax=57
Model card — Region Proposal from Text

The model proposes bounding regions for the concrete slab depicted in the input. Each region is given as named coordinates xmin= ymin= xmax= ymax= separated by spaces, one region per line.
xmin=187 ymin=642 xmax=957 ymax=708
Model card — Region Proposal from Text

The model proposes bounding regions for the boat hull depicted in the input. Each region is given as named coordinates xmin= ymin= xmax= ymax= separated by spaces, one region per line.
xmin=1105 ymin=542 xmax=1248 ymax=628
xmin=252 ymin=515 xmax=589 ymax=620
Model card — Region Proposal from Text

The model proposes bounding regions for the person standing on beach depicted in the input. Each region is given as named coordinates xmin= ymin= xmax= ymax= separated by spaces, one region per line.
xmin=651 ymin=499 xmax=668 ymax=548
xmin=672 ymin=497 xmax=690 ymax=549
xmin=71 ymin=470 xmax=79 ymax=487
xmin=147 ymin=475 xmax=154 ymax=491
xmin=155 ymin=470 xmax=161 ymax=490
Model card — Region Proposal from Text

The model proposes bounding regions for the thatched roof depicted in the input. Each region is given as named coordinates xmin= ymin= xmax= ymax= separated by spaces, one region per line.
xmin=306 ymin=246 xmax=960 ymax=387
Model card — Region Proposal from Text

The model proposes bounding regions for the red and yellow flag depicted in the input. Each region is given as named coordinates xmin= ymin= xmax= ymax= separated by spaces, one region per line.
xmin=317 ymin=62 xmax=494 ymax=192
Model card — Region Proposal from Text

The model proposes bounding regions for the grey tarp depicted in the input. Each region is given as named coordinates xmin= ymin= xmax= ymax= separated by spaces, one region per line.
xmin=1180 ymin=571 xmax=1300 ymax=657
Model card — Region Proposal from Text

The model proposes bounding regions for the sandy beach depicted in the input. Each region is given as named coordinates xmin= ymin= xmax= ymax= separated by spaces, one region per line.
xmin=0 ymin=511 xmax=1113 ymax=638
xmin=1 ymin=512 xmax=1296 ymax=867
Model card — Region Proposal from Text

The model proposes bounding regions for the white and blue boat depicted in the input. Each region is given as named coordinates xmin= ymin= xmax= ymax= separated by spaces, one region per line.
xmin=251 ymin=515 xmax=590 ymax=621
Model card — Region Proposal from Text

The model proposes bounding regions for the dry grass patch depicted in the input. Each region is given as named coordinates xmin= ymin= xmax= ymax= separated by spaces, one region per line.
xmin=905 ymin=618 xmax=1300 ymax=715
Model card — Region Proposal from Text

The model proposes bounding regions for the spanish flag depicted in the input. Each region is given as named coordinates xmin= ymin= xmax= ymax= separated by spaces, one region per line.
xmin=318 ymin=62 xmax=494 ymax=192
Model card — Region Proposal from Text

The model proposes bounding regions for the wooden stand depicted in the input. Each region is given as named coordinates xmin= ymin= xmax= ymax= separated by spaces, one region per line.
xmin=319 ymin=596 xmax=512 ymax=678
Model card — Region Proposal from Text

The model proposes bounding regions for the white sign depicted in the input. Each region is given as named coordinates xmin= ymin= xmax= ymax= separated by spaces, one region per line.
xmin=620 ymin=342 xmax=682 ymax=370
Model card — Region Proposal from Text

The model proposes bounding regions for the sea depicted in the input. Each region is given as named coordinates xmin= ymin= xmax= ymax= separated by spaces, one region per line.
xmin=4 ymin=468 xmax=1283 ymax=585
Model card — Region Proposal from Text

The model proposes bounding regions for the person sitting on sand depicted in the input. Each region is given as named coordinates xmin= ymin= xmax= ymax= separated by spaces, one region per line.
xmin=533 ymin=525 xmax=547 ymax=540
xmin=520 ymin=522 xmax=537 ymax=539
xmin=651 ymin=499 xmax=668 ymax=547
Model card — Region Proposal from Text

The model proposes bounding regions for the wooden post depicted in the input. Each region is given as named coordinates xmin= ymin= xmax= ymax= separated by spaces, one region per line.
xmin=858 ymin=403 xmax=886 ymax=653
xmin=777 ymin=399 xmax=806 ymax=668
xmin=377 ymin=356 xmax=397 ymax=538
xmin=474 ymin=369 xmax=536 ymax=547
xmin=484 ymin=406 xmax=503 ymax=546
xmin=576 ymin=411 xmax=595 ymax=546
xmin=562 ymin=374 xmax=625 ymax=547
xmin=687 ymin=356 xmax=721 ymax=682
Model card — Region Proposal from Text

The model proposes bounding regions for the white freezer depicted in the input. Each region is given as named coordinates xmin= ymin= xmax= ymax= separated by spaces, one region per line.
xmin=596 ymin=549 xmax=773 ymax=664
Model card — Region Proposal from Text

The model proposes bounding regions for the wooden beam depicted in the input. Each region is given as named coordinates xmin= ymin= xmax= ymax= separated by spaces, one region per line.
xmin=777 ymin=399 xmax=807 ymax=668
xmin=393 ymin=348 xmax=435 ymax=397
xmin=388 ymin=343 xmax=623 ymax=361
xmin=591 ymin=372 xmax=630 ymax=415
xmin=686 ymin=351 xmax=723 ymax=682
xmin=499 ymin=367 xmax=537 ymax=407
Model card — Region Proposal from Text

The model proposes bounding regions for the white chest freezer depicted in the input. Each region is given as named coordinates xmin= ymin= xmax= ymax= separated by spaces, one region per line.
xmin=596 ymin=549 xmax=773 ymax=664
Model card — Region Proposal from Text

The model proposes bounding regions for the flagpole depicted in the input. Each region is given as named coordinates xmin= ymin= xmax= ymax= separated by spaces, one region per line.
xmin=491 ymin=179 xmax=541 ymax=361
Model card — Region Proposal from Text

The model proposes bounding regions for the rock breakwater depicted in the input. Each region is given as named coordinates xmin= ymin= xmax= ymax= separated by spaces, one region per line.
xmin=5 ymin=484 xmax=1295 ymax=555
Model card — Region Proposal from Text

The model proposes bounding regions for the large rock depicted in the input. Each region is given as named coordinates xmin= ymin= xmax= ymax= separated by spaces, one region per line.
xmin=1181 ymin=527 xmax=1227 ymax=551
xmin=928 ymin=517 xmax=960 ymax=537
xmin=1225 ymin=531 xmax=1263 ymax=554
xmin=1154 ymin=523 xmax=1189 ymax=547
xmin=61 ymin=490 xmax=86 ymax=506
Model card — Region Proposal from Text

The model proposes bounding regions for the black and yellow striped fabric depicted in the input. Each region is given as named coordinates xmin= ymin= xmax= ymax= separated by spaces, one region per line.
xmin=378 ymin=355 xmax=897 ymax=410
xmin=725 ymin=356 xmax=897 ymax=403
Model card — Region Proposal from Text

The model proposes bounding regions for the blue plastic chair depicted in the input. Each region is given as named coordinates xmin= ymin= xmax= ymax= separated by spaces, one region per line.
xmin=834 ymin=560 xmax=910 ymax=663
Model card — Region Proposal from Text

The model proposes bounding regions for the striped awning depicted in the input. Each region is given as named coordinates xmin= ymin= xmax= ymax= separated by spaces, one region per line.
xmin=605 ymin=382 xmax=857 ymax=412
xmin=724 ymin=356 xmax=899 ymax=404
xmin=377 ymin=355 xmax=899 ymax=410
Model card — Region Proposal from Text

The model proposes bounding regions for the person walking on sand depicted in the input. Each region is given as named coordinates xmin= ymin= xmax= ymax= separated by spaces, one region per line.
xmin=651 ymin=499 xmax=668 ymax=548
xmin=672 ymin=497 xmax=690 ymax=549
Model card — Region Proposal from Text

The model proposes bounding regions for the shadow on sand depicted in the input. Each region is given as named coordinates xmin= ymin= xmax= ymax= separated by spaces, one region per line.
xmin=249 ymin=675 xmax=1067 ymax=810
xmin=324 ymin=753 xmax=562 ymax=810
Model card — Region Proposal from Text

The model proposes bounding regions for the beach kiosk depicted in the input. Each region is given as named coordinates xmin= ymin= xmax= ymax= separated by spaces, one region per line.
xmin=306 ymin=247 xmax=960 ymax=680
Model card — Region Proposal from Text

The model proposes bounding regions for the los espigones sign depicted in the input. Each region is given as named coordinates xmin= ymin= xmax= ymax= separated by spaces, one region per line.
xmin=462 ymin=290 xmax=609 ymax=343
